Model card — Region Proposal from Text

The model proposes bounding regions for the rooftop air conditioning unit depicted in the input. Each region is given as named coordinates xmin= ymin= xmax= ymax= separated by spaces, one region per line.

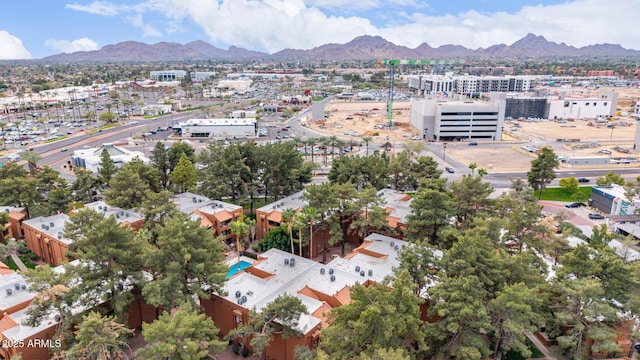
xmin=6 ymin=289 xmax=12 ymax=296
xmin=50 ymin=222 xmax=54 ymax=227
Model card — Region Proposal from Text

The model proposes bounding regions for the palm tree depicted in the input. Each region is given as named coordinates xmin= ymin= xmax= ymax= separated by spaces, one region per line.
xmin=468 ymin=162 xmax=478 ymax=175
xmin=230 ymin=215 xmax=254 ymax=273
xmin=20 ymin=150 xmax=40 ymax=176
xmin=363 ymin=136 xmax=372 ymax=156
xmin=280 ymin=208 xmax=297 ymax=254
xmin=321 ymin=137 xmax=331 ymax=166
xmin=297 ymin=208 xmax=319 ymax=259
xmin=332 ymin=138 xmax=346 ymax=162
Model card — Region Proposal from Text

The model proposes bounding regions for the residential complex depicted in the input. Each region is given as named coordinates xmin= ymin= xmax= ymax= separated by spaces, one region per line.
xmin=171 ymin=192 xmax=243 ymax=242
xmin=0 ymin=206 xmax=27 ymax=241
xmin=408 ymin=74 xmax=536 ymax=96
xmin=202 ymin=233 xmax=412 ymax=360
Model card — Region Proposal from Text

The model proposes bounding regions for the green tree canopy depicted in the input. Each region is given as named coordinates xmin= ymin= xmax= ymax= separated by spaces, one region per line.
xmin=138 ymin=302 xmax=226 ymax=360
xmin=527 ymin=147 xmax=559 ymax=200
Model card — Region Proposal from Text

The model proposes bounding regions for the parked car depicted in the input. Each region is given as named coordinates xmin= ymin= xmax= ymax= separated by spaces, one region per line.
xmin=468 ymin=141 xmax=478 ymax=146
xmin=412 ymin=136 xmax=421 ymax=140
xmin=445 ymin=167 xmax=455 ymax=173
xmin=588 ymin=213 xmax=605 ymax=220
xmin=565 ymin=202 xmax=582 ymax=208
xmin=577 ymin=177 xmax=590 ymax=183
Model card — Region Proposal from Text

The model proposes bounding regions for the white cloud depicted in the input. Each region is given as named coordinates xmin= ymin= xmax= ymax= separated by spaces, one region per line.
xmin=142 ymin=25 xmax=162 ymax=37
xmin=45 ymin=38 xmax=99 ymax=53
xmin=65 ymin=0 xmax=640 ymax=52
xmin=65 ymin=1 xmax=122 ymax=15
xmin=0 ymin=31 xmax=31 ymax=59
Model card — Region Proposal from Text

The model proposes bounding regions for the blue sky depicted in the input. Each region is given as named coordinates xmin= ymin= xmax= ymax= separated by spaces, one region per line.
xmin=1 ymin=0 xmax=639 ymax=59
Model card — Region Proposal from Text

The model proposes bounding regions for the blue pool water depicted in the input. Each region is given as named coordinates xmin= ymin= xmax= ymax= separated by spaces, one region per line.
xmin=227 ymin=260 xmax=252 ymax=278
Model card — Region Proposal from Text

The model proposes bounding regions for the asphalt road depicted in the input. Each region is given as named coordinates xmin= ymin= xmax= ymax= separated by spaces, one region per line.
xmin=5 ymin=103 xmax=640 ymax=191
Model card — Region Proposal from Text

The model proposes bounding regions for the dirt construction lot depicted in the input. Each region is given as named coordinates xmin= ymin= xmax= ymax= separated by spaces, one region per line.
xmin=308 ymin=88 xmax=640 ymax=172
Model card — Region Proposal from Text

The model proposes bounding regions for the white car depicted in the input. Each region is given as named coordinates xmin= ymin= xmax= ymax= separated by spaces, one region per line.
xmin=7 ymin=154 xmax=20 ymax=161
xmin=402 ymin=133 xmax=411 ymax=137
xmin=412 ymin=136 xmax=422 ymax=140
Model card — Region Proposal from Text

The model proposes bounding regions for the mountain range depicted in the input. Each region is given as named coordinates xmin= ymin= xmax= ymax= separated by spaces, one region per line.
xmin=41 ymin=34 xmax=640 ymax=62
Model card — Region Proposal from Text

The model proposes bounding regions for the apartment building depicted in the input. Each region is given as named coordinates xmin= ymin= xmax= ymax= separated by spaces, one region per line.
xmin=22 ymin=214 xmax=70 ymax=266
xmin=376 ymin=189 xmax=412 ymax=237
xmin=23 ymin=204 xmax=144 ymax=266
xmin=255 ymin=191 xmax=307 ymax=242
xmin=0 ymin=261 xmax=155 ymax=360
xmin=201 ymin=233 xmax=410 ymax=360
xmin=0 ymin=206 xmax=28 ymax=241
xmin=171 ymin=192 xmax=243 ymax=242
xmin=408 ymin=74 xmax=535 ymax=96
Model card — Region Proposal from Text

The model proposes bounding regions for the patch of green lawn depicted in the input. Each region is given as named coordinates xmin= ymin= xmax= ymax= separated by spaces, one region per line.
xmin=535 ymin=186 xmax=592 ymax=202
xmin=4 ymin=255 xmax=36 ymax=271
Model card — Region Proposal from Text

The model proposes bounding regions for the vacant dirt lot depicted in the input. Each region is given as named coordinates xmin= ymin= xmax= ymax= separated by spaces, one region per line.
xmin=308 ymin=90 xmax=640 ymax=172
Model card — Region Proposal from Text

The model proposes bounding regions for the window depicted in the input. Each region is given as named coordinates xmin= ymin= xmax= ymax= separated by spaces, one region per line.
xmin=604 ymin=102 xmax=608 ymax=106
xmin=586 ymin=102 xmax=590 ymax=106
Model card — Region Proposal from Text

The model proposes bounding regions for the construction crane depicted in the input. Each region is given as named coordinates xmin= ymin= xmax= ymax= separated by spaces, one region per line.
xmin=377 ymin=59 xmax=460 ymax=127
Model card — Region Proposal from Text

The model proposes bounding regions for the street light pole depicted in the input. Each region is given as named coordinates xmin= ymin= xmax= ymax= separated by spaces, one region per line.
xmin=443 ymin=142 xmax=447 ymax=163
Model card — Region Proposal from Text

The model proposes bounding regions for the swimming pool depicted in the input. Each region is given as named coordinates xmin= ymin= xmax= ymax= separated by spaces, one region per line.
xmin=227 ymin=260 xmax=252 ymax=278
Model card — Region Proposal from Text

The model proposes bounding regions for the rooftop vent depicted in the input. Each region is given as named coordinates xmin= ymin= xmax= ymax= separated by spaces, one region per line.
xmin=50 ymin=222 xmax=54 ymax=227
xmin=198 ymin=199 xmax=202 ymax=203
xmin=20 ymin=284 xmax=26 ymax=291
xmin=394 ymin=245 xmax=399 ymax=251
xmin=284 ymin=258 xmax=289 ymax=265
xmin=54 ymin=314 xmax=61 ymax=322
xmin=41 ymin=224 xmax=46 ymax=229
xmin=241 ymin=295 xmax=247 ymax=303
xmin=355 ymin=265 xmax=360 ymax=272
xmin=235 ymin=291 xmax=242 ymax=298
xmin=57 ymin=232 xmax=62 ymax=238
xmin=320 ymin=268 xmax=325 ymax=275
xmin=368 ymin=269 xmax=373 ymax=276
xmin=330 ymin=275 xmax=336 ymax=282
xmin=328 ymin=269 xmax=334 ymax=275
xmin=98 ymin=206 xmax=103 ymax=210
xmin=45 ymin=225 xmax=50 ymax=230
xmin=290 ymin=258 xmax=296 ymax=267
xmin=14 ymin=283 xmax=20 ymax=291
xmin=6 ymin=289 xmax=12 ymax=296
xmin=390 ymin=241 xmax=395 ymax=247
xmin=103 ymin=206 xmax=107 ymax=212
xmin=360 ymin=271 xmax=365 ymax=277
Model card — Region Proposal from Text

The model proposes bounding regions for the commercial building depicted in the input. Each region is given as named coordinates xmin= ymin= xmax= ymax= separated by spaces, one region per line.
xmin=201 ymin=233 xmax=409 ymax=360
xmin=230 ymin=110 xmax=256 ymax=119
xmin=70 ymin=143 xmax=148 ymax=173
xmin=409 ymin=97 xmax=505 ymax=141
xmin=174 ymin=118 xmax=257 ymax=139
xmin=0 ymin=206 xmax=27 ymax=241
xmin=171 ymin=192 xmax=243 ymax=243
xmin=590 ymin=184 xmax=636 ymax=216
xmin=141 ymin=104 xmax=173 ymax=116
xmin=150 ymin=70 xmax=187 ymax=81
xmin=190 ymin=71 xmax=217 ymax=81
xmin=546 ymin=92 xmax=618 ymax=120
xmin=216 ymin=79 xmax=252 ymax=92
